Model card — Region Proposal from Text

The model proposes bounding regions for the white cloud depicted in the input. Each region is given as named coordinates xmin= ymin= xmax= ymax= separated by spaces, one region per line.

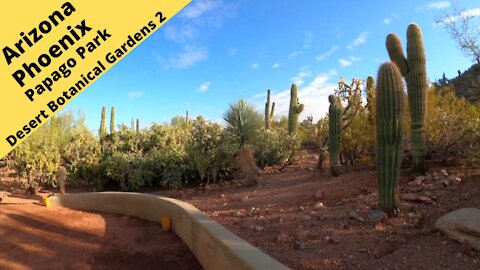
xmin=253 ymin=70 xmax=338 ymax=121
xmin=429 ymin=1 xmax=451 ymax=9
xmin=383 ymin=18 xmax=392 ymax=25
xmin=164 ymin=25 xmax=197 ymax=43
xmin=347 ymin=31 xmax=370 ymax=50
xmin=316 ymin=45 xmax=338 ymax=61
xmin=339 ymin=59 xmax=352 ymax=67
xmin=128 ymin=91 xmax=143 ymax=99
xmin=169 ymin=45 xmax=208 ymax=69
xmin=199 ymin=81 xmax=211 ymax=93
xmin=339 ymin=56 xmax=362 ymax=67
xmin=291 ymin=69 xmax=311 ymax=86
xmin=182 ymin=0 xmax=218 ymax=19
xmin=288 ymin=50 xmax=303 ymax=59
xmin=251 ymin=63 xmax=259 ymax=69
xmin=272 ymin=63 xmax=281 ymax=69
xmin=440 ymin=8 xmax=480 ymax=24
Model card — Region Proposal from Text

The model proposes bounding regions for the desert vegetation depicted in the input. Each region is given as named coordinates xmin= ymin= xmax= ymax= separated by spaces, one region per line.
xmin=1 ymin=25 xmax=479 ymax=207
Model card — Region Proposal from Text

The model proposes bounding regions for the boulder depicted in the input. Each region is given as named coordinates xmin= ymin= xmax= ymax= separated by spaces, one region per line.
xmin=435 ymin=208 xmax=480 ymax=250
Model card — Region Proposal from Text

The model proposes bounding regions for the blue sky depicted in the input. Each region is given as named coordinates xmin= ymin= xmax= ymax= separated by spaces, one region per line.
xmin=64 ymin=0 xmax=479 ymax=131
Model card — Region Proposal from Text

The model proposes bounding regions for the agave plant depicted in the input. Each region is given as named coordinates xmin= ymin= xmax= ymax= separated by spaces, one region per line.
xmin=223 ymin=100 xmax=263 ymax=185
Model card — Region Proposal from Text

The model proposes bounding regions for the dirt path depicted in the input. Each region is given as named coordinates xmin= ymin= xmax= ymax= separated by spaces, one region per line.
xmin=154 ymin=158 xmax=480 ymax=270
xmin=0 ymin=197 xmax=202 ymax=270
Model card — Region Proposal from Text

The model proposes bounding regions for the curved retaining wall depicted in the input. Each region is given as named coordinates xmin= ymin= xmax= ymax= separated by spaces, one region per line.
xmin=45 ymin=192 xmax=290 ymax=270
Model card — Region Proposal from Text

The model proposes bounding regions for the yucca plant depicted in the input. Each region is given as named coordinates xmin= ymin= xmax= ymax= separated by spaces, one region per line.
xmin=223 ymin=100 xmax=263 ymax=185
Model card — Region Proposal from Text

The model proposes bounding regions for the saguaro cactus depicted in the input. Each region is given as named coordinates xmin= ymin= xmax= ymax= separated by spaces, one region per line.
xmin=99 ymin=106 xmax=107 ymax=138
xmin=110 ymin=107 xmax=115 ymax=134
xmin=288 ymin=84 xmax=304 ymax=135
xmin=365 ymin=76 xmax=376 ymax=123
xmin=376 ymin=62 xmax=404 ymax=217
xmin=386 ymin=23 xmax=427 ymax=174
xmin=265 ymin=89 xmax=275 ymax=129
xmin=136 ymin=118 xmax=140 ymax=132
xmin=328 ymin=95 xmax=343 ymax=177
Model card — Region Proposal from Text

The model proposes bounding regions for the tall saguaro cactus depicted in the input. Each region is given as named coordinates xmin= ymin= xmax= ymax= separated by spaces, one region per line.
xmin=386 ymin=23 xmax=428 ymax=174
xmin=376 ymin=62 xmax=404 ymax=217
xmin=365 ymin=76 xmax=376 ymax=123
xmin=265 ymin=89 xmax=275 ymax=129
xmin=136 ymin=118 xmax=140 ymax=133
xmin=288 ymin=84 xmax=304 ymax=135
xmin=110 ymin=107 xmax=115 ymax=134
xmin=99 ymin=106 xmax=107 ymax=138
xmin=328 ymin=95 xmax=343 ymax=177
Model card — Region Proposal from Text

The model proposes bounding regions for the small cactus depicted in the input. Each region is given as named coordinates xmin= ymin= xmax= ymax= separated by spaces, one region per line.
xmin=265 ymin=90 xmax=275 ymax=129
xmin=328 ymin=95 xmax=342 ymax=177
xmin=376 ymin=62 xmax=405 ymax=217
xmin=386 ymin=23 xmax=427 ymax=174
xmin=99 ymin=106 xmax=107 ymax=138
xmin=288 ymin=84 xmax=304 ymax=135
xmin=110 ymin=107 xmax=115 ymax=134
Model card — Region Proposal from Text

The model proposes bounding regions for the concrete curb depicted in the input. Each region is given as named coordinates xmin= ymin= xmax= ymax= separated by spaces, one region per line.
xmin=45 ymin=192 xmax=290 ymax=270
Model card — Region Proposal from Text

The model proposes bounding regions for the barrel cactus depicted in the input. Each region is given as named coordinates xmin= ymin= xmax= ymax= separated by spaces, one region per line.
xmin=376 ymin=62 xmax=405 ymax=217
xmin=288 ymin=84 xmax=304 ymax=135
xmin=386 ymin=23 xmax=427 ymax=174
xmin=328 ymin=95 xmax=342 ymax=177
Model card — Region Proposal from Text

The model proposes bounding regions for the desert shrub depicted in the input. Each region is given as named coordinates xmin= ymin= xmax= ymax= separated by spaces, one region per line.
xmin=12 ymin=111 xmax=90 ymax=193
xmin=341 ymin=112 xmax=376 ymax=165
xmin=187 ymin=117 xmax=227 ymax=184
xmin=254 ymin=128 xmax=301 ymax=167
xmin=425 ymin=85 xmax=480 ymax=164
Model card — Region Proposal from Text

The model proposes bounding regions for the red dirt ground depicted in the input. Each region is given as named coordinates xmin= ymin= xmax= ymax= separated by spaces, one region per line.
xmin=154 ymin=155 xmax=480 ymax=270
xmin=0 ymin=178 xmax=202 ymax=270
xmin=1 ymin=154 xmax=480 ymax=270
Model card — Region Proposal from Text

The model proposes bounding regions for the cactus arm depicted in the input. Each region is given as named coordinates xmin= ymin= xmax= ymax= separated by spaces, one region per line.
xmin=386 ymin=33 xmax=409 ymax=76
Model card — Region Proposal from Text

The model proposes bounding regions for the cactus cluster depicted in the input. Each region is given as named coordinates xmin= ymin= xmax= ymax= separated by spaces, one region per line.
xmin=288 ymin=84 xmax=304 ymax=135
xmin=386 ymin=23 xmax=428 ymax=174
xmin=265 ymin=89 xmax=275 ymax=129
xmin=328 ymin=95 xmax=343 ymax=177
xmin=376 ymin=62 xmax=405 ymax=217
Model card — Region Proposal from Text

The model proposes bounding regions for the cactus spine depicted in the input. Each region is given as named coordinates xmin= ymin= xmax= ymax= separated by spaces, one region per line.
xmin=110 ymin=107 xmax=115 ymax=134
xmin=99 ymin=106 xmax=107 ymax=138
xmin=288 ymin=84 xmax=304 ymax=135
xmin=265 ymin=89 xmax=275 ymax=129
xmin=376 ymin=62 xmax=404 ymax=217
xmin=386 ymin=23 xmax=427 ymax=174
xmin=328 ymin=95 xmax=342 ymax=177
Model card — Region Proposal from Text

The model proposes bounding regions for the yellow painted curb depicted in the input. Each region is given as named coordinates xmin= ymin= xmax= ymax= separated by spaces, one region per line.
xmin=161 ymin=216 xmax=171 ymax=232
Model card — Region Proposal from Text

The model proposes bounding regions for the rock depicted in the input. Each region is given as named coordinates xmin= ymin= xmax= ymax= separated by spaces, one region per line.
xmin=440 ymin=169 xmax=448 ymax=177
xmin=314 ymin=202 xmax=325 ymax=209
xmin=325 ymin=236 xmax=339 ymax=244
xmin=401 ymin=193 xmax=434 ymax=204
xmin=293 ymin=240 xmax=305 ymax=250
xmin=254 ymin=225 xmax=265 ymax=232
xmin=276 ymin=232 xmax=290 ymax=242
xmin=371 ymin=210 xmax=388 ymax=223
xmin=451 ymin=176 xmax=462 ymax=184
xmin=441 ymin=178 xmax=451 ymax=187
xmin=314 ymin=190 xmax=324 ymax=200
xmin=435 ymin=208 xmax=480 ymax=251
xmin=298 ymin=206 xmax=305 ymax=211
xmin=349 ymin=210 xmax=365 ymax=222
xmin=301 ymin=215 xmax=312 ymax=221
